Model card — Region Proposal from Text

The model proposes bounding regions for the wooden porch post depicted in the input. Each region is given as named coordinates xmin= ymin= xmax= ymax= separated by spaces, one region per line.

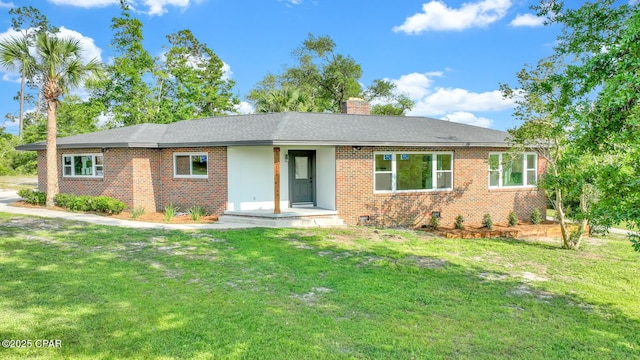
xmin=274 ymin=147 xmax=281 ymax=214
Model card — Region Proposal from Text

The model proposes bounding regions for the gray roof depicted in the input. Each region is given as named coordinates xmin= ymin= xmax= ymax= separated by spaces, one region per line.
xmin=16 ymin=112 xmax=510 ymax=150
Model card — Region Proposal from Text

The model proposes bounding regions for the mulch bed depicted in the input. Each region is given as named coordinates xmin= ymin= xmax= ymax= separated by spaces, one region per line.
xmin=10 ymin=201 xmax=218 ymax=224
xmin=422 ymin=221 xmax=587 ymax=239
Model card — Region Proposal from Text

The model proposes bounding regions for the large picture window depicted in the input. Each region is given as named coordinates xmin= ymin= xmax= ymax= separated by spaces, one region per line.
xmin=489 ymin=152 xmax=537 ymax=188
xmin=174 ymin=153 xmax=208 ymax=178
xmin=62 ymin=154 xmax=103 ymax=177
xmin=374 ymin=152 xmax=453 ymax=192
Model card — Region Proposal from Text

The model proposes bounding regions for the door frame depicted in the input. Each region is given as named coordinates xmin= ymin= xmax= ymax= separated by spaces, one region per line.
xmin=288 ymin=150 xmax=316 ymax=206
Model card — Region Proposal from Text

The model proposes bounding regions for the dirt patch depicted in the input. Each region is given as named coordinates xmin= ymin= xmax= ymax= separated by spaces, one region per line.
xmin=508 ymin=284 xmax=554 ymax=302
xmin=402 ymin=255 xmax=448 ymax=269
xmin=291 ymin=287 xmax=332 ymax=305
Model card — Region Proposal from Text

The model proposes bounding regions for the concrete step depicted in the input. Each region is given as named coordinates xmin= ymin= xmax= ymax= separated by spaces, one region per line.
xmin=218 ymin=214 xmax=345 ymax=228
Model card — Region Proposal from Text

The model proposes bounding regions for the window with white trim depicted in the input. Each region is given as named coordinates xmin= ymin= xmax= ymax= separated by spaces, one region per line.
xmin=374 ymin=152 xmax=453 ymax=192
xmin=62 ymin=154 xmax=103 ymax=177
xmin=489 ymin=152 xmax=537 ymax=188
xmin=174 ymin=152 xmax=208 ymax=178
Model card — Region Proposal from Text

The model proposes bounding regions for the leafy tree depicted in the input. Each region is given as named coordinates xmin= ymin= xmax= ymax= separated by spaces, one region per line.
xmin=0 ymin=128 xmax=24 ymax=175
xmin=501 ymin=59 xmax=594 ymax=249
xmin=534 ymin=0 xmax=640 ymax=250
xmin=503 ymin=0 xmax=640 ymax=250
xmin=96 ymin=1 xmax=156 ymax=127
xmin=248 ymin=34 xmax=412 ymax=114
xmin=34 ymin=33 xmax=104 ymax=207
xmin=364 ymin=79 xmax=414 ymax=116
xmin=156 ymin=29 xmax=238 ymax=121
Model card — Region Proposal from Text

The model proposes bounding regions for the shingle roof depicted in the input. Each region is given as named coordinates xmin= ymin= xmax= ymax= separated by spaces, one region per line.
xmin=16 ymin=112 xmax=510 ymax=150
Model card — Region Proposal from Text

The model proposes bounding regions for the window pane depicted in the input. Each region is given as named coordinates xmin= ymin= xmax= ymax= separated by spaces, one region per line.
xmin=489 ymin=170 xmax=500 ymax=187
xmin=375 ymin=154 xmax=392 ymax=171
xmin=64 ymin=156 xmax=72 ymax=166
xmin=527 ymin=154 xmax=536 ymax=169
xmin=437 ymin=172 xmax=452 ymax=189
xmin=437 ymin=154 xmax=452 ymax=171
xmin=375 ymin=173 xmax=392 ymax=191
xmin=502 ymin=154 xmax=524 ymax=186
xmin=191 ymin=155 xmax=208 ymax=176
xmin=489 ymin=154 xmax=500 ymax=171
xmin=295 ymin=156 xmax=308 ymax=179
xmin=74 ymin=156 xmax=93 ymax=176
xmin=527 ymin=170 xmax=537 ymax=185
xmin=95 ymin=156 xmax=103 ymax=166
xmin=397 ymin=154 xmax=432 ymax=190
xmin=64 ymin=166 xmax=72 ymax=176
xmin=175 ymin=155 xmax=191 ymax=175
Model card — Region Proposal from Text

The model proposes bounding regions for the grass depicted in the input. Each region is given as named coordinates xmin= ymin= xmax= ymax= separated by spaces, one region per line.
xmin=0 ymin=213 xmax=638 ymax=359
xmin=0 ymin=175 xmax=37 ymax=190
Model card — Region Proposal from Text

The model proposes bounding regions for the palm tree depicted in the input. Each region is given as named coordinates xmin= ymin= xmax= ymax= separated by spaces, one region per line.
xmin=0 ymin=35 xmax=37 ymax=138
xmin=255 ymin=88 xmax=313 ymax=113
xmin=34 ymin=33 xmax=104 ymax=208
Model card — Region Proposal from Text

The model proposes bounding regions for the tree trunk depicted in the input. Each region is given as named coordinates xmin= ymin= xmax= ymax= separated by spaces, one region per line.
xmin=45 ymin=99 xmax=58 ymax=208
xmin=555 ymin=188 xmax=573 ymax=249
xmin=19 ymin=71 xmax=25 ymax=139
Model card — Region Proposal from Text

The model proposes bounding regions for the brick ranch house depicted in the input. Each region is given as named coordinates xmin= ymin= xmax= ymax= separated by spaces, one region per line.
xmin=16 ymin=99 xmax=546 ymax=227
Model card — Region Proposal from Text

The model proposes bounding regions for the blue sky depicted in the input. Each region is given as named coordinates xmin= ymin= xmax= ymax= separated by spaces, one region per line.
xmin=0 ymin=0 xmax=563 ymax=134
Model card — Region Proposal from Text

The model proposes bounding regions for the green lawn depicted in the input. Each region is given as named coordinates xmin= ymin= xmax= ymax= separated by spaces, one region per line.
xmin=0 ymin=176 xmax=37 ymax=190
xmin=0 ymin=213 xmax=638 ymax=359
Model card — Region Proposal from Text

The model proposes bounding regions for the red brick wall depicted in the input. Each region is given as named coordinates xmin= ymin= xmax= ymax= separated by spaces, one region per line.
xmin=37 ymin=146 xmax=228 ymax=215
xmin=157 ymin=147 xmax=227 ymax=215
xmin=335 ymin=146 xmax=547 ymax=227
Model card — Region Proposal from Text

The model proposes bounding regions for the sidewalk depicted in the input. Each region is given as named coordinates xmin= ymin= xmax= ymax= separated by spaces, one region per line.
xmin=0 ymin=190 xmax=258 ymax=231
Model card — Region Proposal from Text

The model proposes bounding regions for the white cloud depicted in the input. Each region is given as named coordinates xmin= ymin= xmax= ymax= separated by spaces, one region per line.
xmin=389 ymin=72 xmax=442 ymax=100
xmin=510 ymin=13 xmax=544 ymax=27
xmin=279 ymin=0 xmax=302 ymax=7
xmin=221 ymin=62 xmax=232 ymax=81
xmin=385 ymin=71 xmax=514 ymax=128
xmin=47 ymin=0 xmax=198 ymax=16
xmin=235 ymin=101 xmax=254 ymax=114
xmin=393 ymin=0 xmax=511 ymax=34
xmin=411 ymin=88 xmax=514 ymax=116
xmin=441 ymin=111 xmax=493 ymax=127
xmin=0 ymin=1 xmax=15 ymax=8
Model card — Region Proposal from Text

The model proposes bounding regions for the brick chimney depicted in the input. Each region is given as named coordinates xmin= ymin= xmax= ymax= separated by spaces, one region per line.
xmin=340 ymin=97 xmax=370 ymax=115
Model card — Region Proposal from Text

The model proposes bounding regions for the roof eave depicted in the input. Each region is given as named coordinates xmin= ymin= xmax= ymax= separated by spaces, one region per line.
xmin=15 ymin=142 xmax=161 ymax=151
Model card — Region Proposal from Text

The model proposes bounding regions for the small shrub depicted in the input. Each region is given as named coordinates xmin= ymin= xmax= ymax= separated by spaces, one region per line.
xmin=54 ymin=193 xmax=76 ymax=208
xmin=428 ymin=215 xmax=439 ymax=230
xmin=508 ymin=211 xmax=518 ymax=227
xmin=164 ymin=203 xmax=179 ymax=223
xmin=18 ymin=189 xmax=45 ymax=205
xmin=70 ymin=196 xmax=93 ymax=212
xmin=530 ymin=208 xmax=542 ymax=225
xmin=187 ymin=205 xmax=206 ymax=221
xmin=482 ymin=213 xmax=493 ymax=230
xmin=92 ymin=196 xmax=126 ymax=214
xmin=131 ymin=208 xmax=145 ymax=219
xmin=454 ymin=215 xmax=465 ymax=230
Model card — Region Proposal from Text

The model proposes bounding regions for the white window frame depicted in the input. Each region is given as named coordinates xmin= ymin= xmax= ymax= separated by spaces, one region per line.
xmin=173 ymin=152 xmax=209 ymax=179
xmin=61 ymin=153 xmax=104 ymax=178
xmin=374 ymin=151 xmax=454 ymax=193
xmin=488 ymin=152 xmax=537 ymax=188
